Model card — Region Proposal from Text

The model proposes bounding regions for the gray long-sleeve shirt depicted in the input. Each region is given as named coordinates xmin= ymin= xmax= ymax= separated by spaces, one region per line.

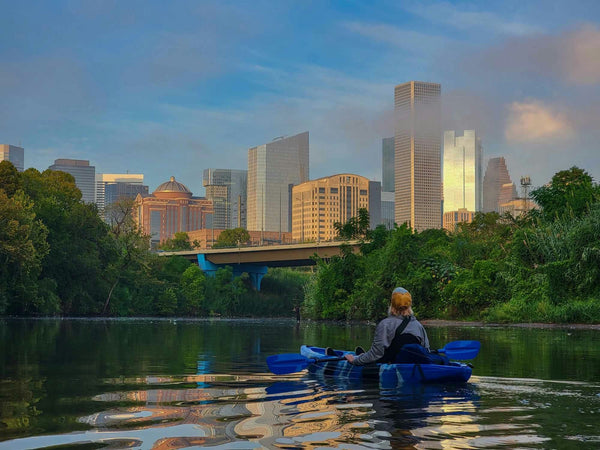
xmin=352 ymin=315 xmax=430 ymax=366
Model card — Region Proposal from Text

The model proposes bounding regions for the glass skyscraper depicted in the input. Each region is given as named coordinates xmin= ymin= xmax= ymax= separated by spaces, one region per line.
xmin=95 ymin=173 xmax=146 ymax=213
xmin=483 ymin=157 xmax=517 ymax=213
xmin=443 ymin=130 xmax=482 ymax=214
xmin=382 ymin=137 xmax=395 ymax=192
xmin=202 ymin=168 xmax=248 ymax=229
xmin=49 ymin=159 xmax=96 ymax=203
xmin=0 ymin=144 xmax=24 ymax=172
xmin=247 ymin=132 xmax=309 ymax=234
xmin=394 ymin=81 xmax=442 ymax=231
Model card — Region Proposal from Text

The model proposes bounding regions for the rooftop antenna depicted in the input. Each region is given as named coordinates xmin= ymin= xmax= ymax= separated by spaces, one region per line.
xmin=520 ymin=176 xmax=531 ymax=212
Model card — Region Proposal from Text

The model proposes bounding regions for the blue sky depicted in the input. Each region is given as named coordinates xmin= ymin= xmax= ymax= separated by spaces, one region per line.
xmin=1 ymin=0 xmax=599 ymax=195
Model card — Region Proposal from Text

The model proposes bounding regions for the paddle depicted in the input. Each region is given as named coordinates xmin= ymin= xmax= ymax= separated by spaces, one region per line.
xmin=267 ymin=353 xmax=345 ymax=375
xmin=436 ymin=340 xmax=481 ymax=360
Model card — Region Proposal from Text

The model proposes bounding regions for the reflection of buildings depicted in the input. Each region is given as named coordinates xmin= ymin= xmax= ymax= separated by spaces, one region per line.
xmin=247 ymin=132 xmax=309 ymax=234
xmin=482 ymin=157 xmax=517 ymax=213
xmin=203 ymin=169 xmax=248 ymax=229
xmin=291 ymin=174 xmax=380 ymax=242
xmin=0 ymin=144 xmax=24 ymax=171
xmin=443 ymin=130 xmax=482 ymax=230
xmin=134 ymin=176 xmax=213 ymax=246
xmin=49 ymin=159 xmax=96 ymax=203
xmin=394 ymin=81 xmax=442 ymax=231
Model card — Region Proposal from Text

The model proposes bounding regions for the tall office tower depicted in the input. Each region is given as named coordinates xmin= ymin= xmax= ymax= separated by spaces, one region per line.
xmin=443 ymin=130 xmax=483 ymax=214
xmin=247 ymin=131 xmax=309 ymax=234
xmin=291 ymin=174 xmax=374 ymax=242
xmin=382 ymin=137 xmax=395 ymax=192
xmin=202 ymin=168 xmax=248 ymax=229
xmin=482 ymin=157 xmax=517 ymax=213
xmin=49 ymin=159 xmax=96 ymax=203
xmin=394 ymin=81 xmax=442 ymax=231
xmin=0 ymin=144 xmax=24 ymax=171
xmin=95 ymin=173 xmax=146 ymax=212
xmin=381 ymin=191 xmax=395 ymax=229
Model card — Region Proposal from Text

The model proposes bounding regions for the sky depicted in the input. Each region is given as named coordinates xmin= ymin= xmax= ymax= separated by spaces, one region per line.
xmin=1 ymin=0 xmax=600 ymax=196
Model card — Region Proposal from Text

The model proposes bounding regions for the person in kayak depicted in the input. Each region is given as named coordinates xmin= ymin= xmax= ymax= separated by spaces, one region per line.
xmin=342 ymin=287 xmax=430 ymax=365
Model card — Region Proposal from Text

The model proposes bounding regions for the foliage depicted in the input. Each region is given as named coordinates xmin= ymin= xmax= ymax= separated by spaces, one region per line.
xmin=212 ymin=228 xmax=251 ymax=248
xmin=334 ymin=208 xmax=371 ymax=240
xmin=159 ymin=232 xmax=193 ymax=251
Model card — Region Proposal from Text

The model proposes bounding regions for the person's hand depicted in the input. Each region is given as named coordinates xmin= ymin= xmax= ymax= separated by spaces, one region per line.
xmin=344 ymin=353 xmax=355 ymax=364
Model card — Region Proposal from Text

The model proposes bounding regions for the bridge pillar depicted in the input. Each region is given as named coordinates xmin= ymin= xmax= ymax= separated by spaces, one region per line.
xmin=197 ymin=254 xmax=268 ymax=291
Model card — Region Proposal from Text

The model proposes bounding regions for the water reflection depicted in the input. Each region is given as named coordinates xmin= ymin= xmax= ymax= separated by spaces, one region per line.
xmin=1 ymin=319 xmax=599 ymax=449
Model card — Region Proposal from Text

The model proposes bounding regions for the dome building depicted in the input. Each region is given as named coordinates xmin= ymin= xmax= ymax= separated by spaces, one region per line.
xmin=135 ymin=176 xmax=213 ymax=247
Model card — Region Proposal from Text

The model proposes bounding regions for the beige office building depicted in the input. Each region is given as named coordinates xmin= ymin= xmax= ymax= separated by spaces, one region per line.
xmin=443 ymin=130 xmax=482 ymax=214
xmin=394 ymin=81 xmax=442 ymax=231
xmin=443 ymin=208 xmax=475 ymax=232
xmin=247 ymin=132 xmax=309 ymax=234
xmin=291 ymin=174 xmax=371 ymax=242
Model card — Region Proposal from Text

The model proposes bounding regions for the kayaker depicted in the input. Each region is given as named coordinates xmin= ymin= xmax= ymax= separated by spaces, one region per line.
xmin=342 ymin=287 xmax=430 ymax=365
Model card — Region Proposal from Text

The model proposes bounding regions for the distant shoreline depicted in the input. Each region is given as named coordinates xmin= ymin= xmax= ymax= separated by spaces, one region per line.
xmin=422 ymin=319 xmax=600 ymax=330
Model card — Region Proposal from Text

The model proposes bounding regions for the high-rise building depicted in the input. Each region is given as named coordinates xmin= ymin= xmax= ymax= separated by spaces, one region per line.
xmin=443 ymin=130 xmax=483 ymax=214
xmin=134 ymin=176 xmax=213 ymax=247
xmin=247 ymin=132 xmax=309 ymax=234
xmin=381 ymin=191 xmax=395 ymax=229
xmin=382 ymin=137 xmax=395 ymax=192
xmin=482 ymin=157 xmax=517 ymax=213
xmin=291 ymin=174 xmax=374 ymax=242
xmin=394 ymin=81 xmax=442 ymax=231
xmin=0 ymin=144 xmax=24 ymax=172
xmin=49 ymin=159 xmax=96 ymax=203
xmin=95 ymin=173 xmax=147 ymax=213
xmin=202 ymin=169 xmax=247 ymax=230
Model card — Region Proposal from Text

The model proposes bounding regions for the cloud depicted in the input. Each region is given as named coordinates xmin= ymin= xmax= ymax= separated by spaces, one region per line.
xmin=505 ymin=101 xmax=573 ymax=143
xmin=401 ymin=1 xmax=543 ymax=36
xmin=470 ymin=23 xmax=600 ymax=86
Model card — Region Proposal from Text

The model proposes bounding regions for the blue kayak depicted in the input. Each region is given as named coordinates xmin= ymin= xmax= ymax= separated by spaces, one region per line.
xmin=300 ymin=345 xmax=472 ymax=385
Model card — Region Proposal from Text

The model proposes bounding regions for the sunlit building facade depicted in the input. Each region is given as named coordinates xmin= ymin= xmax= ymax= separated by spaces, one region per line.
xmin=443 ymin=130 xmax=482 ymax=219
xmin=95 ymin=173 xmax=147 ymax=214
xmin=247 ymin=132 xmax=309 ymax=234
xmin=135 ymin=176 xmax=213 ymax=247
xmin=394 ymin=81 xmax=442 ymax=231
xmin=49 ymin=159 xmax=96 ymax=203
xmin=0 ymin=144 xmax=24 ymax=172
xmin=483 ymin=157 xmax=517 ymax=213
xmin=443 ymin=208 xmax=475 ymax=232
xmin=291 ymin=174 xmax=373 ymax=242
xmin=202 ymin=168 xmax=247 ymax=230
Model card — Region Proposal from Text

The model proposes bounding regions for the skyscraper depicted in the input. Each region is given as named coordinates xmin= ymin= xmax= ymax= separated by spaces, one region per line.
xmin=382 ymin=137 xmax=395 ymax=192
xmin=394 ymin=81 xmax=442 ymax=231
xmin=202 ymin=168 xmax=248 ymax=230
xmin=247 ymin=132 xmax=309 ymax=234
xmin=291 ymin=174 xmax=375 ymax=242
xmin=95 ymin=173 xmax=147 ymax=213
xmin=49 ymin=159 xmax=96 ymax=203
xmin=443 ymin=130 xmax=483 ymax=214
xmin=0 ymin=144 xmax=24 ymax=172
xmin=482 ymin=157 xmax=517 ymax=213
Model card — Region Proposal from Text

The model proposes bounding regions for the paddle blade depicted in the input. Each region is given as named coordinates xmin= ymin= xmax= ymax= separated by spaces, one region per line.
xmin=438 ymin=340 xmax=481 ymax=360
xmin=267 ymin=353 xmax=312 ymax=375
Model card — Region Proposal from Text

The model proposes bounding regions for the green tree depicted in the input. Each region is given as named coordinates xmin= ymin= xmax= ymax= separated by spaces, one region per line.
xmin=213 ymin=228 xmax=251 ymax=248
xmin=180 ymin=264 xmax=206 ymax=315
xmin=159 ymin=232 xmax=193 ymax=251
xmin=0 ymin=190 xmax=50 ymax=314
xmin=334 ymin=208 xmax=370 ymax=240
xmin=531 ymin=166 xmax=599 ymax=221
xmin=0 ymin=161 xmax=22 ymax=196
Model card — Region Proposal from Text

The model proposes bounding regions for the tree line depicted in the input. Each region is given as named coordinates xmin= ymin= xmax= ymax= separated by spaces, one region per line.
xmin=0 ymin=161 xmax=306 ymax=317
xmin=304 ymin=166 xmax=600 ymax=323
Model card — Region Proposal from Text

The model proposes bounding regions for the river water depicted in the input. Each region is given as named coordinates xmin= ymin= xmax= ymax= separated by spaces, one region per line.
xmin=0 ymin=318 xmax=599 ymax=449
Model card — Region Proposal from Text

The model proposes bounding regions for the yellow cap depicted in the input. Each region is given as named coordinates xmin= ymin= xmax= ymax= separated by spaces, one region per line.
xmin=391 ymin=287 xmax=412 ymax=308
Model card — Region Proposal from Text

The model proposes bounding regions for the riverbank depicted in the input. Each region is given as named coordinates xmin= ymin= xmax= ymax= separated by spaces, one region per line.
xmin=423 ymin=319 xmax=600 ymax=330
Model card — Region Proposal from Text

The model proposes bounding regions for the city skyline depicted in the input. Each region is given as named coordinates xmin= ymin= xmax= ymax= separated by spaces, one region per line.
xmin=1 ymin=1 xmax=599 ymax=197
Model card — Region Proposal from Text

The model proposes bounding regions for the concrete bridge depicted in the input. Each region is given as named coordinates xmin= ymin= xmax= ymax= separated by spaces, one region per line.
xmin=159 ymin=240 xmax=361 ymax=290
